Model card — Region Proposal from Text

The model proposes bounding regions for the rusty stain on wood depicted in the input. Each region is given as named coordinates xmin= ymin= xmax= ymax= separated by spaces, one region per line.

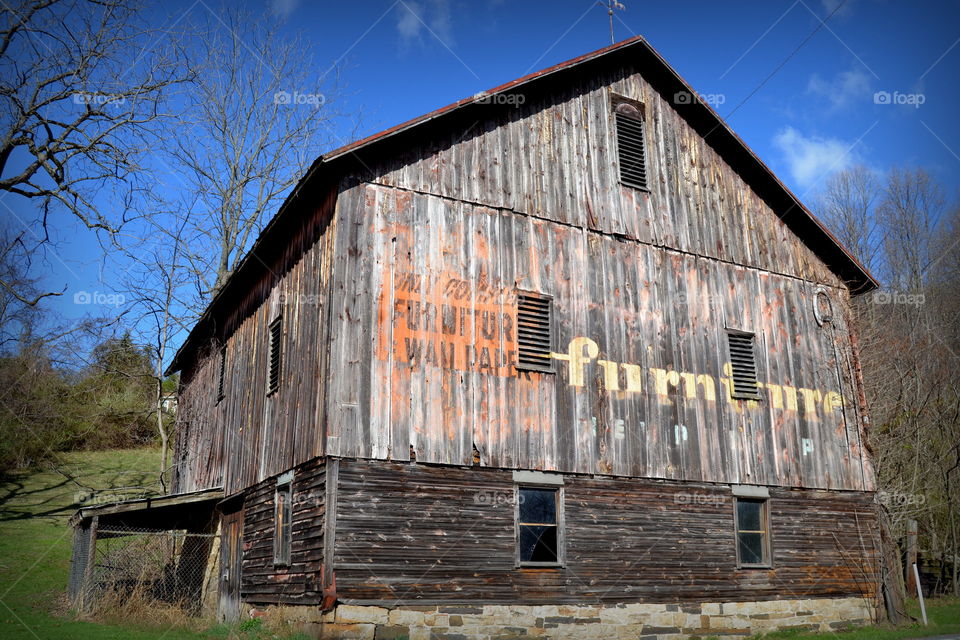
xmin=172 ymin=53 xmax=874 ymax=497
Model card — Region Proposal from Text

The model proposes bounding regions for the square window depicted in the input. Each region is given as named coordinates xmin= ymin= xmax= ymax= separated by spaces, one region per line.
xmin=735 ymin=498 xmax=770 ymax=567
xmin=517 ymin=487 xmax=561 ymax=565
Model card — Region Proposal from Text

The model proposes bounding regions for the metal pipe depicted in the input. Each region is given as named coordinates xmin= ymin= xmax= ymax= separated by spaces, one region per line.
xmin=913 ymin=563 xmax=927 ymax=625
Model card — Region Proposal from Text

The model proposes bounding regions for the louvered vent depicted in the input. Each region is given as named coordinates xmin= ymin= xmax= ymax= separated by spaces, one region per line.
xmin=727 ymin=331 xmax=760 ymax=399
xmin=267 ymin=316 xmax=282 ymax=396
xmin=217 ymin=345 xmax=227 ymax=402
xmin=615 ymin=104 xmax=648 ymax=190
xmin=517 ymin=293 xmax=553 ymax=373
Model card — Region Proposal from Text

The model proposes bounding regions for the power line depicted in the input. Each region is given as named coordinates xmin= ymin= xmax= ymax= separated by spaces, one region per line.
xmin=724 ymin=0 xmax=849 ymax=121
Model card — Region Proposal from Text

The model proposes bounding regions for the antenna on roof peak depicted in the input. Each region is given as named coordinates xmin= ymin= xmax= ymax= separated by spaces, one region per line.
xmin=598 ymin=1 xmax=626 ymax=45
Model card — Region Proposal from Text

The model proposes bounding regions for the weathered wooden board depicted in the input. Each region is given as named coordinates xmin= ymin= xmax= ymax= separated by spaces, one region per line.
xmin=370 ymin=64 xmax=843 ymax=289
xmin=241 ymin=457 xmax=326 ymax=604
xmin=172 ymin=196 xmax=337 ymax=495
xmin=322 ymin=182 xmax=869 ymax=490
xmin=329 ymin=459 xmax=879 ymax=605
xmin=172 ymin=53 xmax=873 ymax=497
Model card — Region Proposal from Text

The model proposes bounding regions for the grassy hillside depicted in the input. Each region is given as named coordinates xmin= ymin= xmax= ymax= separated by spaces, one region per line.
xmin=0 ymin=448 xmax=210 ymax=639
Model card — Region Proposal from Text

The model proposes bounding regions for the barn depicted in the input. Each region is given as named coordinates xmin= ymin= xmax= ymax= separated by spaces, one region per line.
xmin=70 ymin=36 xmax=887 ymax=639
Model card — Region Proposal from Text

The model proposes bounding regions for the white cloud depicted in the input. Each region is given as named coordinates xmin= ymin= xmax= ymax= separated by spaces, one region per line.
xmin=806 ymin=68 xmax=871 ymax=111
xmin=430 ymin=0 xmax=452 ymax=44
xmin=396 ymin=0 xmax=453 ymax=46
xmin=772 ymin=127 xmax=858 ymax=189
xmin=820 ymin=0 xmax=854 ymax=17
xmin=397 ymin=1 xmax=424 ymax=41
xmin=270 ymin=0 xmax=299 ymax=19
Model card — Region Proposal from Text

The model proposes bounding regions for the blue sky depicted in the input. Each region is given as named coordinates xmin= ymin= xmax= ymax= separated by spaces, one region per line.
xmin=18 ymin=0 xmax=960 ymax=349
xmin=307 ymin=0 xmax=960 ymax=196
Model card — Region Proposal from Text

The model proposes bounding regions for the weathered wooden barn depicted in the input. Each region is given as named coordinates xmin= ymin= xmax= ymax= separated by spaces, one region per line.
xmin=72 ymin=36 xmax=886 ymax=638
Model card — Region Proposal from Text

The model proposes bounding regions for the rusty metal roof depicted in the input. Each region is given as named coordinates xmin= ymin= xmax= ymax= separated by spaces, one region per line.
xmin=167 ymin=35 xmax=877 ymax=374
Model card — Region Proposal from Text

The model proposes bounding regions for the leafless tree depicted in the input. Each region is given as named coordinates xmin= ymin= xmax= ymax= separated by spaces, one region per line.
xmin=819 ymin=166 xmax=960 ymax=596
xmin=116 ymin=210 xmax=198 ymax=490
xmin=877 ymin=167 xmax=945 ymax=291
xmin=170 ymin=5 xmax=343 ymax=298
xmin=0 ymin=0 xmax=187 ymax=236
xmin=815 ymin=165 xmax=880 ymax=274
xmin=107 ymin=5 xmax=346 ymax=483
xmin=0 ymin=229 xmax=47 ymax=349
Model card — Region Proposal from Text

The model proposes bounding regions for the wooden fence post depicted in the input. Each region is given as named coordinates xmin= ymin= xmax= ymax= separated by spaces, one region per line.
xmin=79 ymin=515 xmax=99 ymax=611
xmin=906 ymin=519 xmax=918 ymax=593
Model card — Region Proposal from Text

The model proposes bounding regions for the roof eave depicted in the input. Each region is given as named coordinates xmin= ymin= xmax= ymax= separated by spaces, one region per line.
xmin=68 ymin=487 xmax=224 ymax=528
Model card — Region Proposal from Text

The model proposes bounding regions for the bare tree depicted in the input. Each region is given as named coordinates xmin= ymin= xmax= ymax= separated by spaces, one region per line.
xmin=816 ymin=165 xmax=880 ymax=274
xmin=107 ymin=5 xmax=346 ymax=484
xmin=877 ymin=167 xmax=945 ymax=291
xmin=171 ymin=6 xmax=342 ymax=298
xmin=0 ymin=0 xmax=187 ymax=238
xmin=819 ymin=167 xmax=960 ymax=597
xmin=0 ymin=229 xmax=47 ymax=349
xmin=117 ymin=211 xmax=198 ymax=490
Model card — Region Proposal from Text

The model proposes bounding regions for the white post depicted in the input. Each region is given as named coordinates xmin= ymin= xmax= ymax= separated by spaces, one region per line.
xmin=913 ymin=563 xmax=927 ymax=625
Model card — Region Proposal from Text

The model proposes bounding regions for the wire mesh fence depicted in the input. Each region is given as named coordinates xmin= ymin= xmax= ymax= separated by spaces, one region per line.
xmin=78 ymin=526 xmax=218 ymax=616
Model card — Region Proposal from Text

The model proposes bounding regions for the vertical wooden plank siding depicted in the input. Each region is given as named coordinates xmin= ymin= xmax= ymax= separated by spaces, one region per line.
xmin=371 ymin=65 xmax=842 ymax=288
xmin=326 ymin=181 xmax=868 ymax=490
xmin=172 ymin=195 xmax=337 ymax=495
xmin=172 ymin=58 xmax=873 ymax=497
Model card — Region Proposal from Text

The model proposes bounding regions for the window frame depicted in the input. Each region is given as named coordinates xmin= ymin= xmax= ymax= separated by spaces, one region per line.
xmin=611 ymin=94 xmax=650 ymax=192
xmin=515 ymin=290 xmax=555 ymax=374
xmin=514 ymin=484 xmax=564 ymax=568
xmin=733 ymin=496 xmax=772 ymax=569
xmin=273 ymin=474 xmax=293 ymax=566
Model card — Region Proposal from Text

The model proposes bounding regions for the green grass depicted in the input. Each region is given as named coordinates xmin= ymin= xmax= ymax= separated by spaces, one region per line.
xmin=708 ymin=598 xmax=960 ymax=640
xmin=1 ymin=448 xmax=958 ymax=640
xmin=744 ymin=597 xmax=960 ymax=639
xmin=0 ymin=448 xmax=211 ymax=639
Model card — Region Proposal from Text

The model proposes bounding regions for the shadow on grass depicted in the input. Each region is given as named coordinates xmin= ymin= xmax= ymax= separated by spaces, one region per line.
xmin=0 ymin=450 xmax=163 ymax=523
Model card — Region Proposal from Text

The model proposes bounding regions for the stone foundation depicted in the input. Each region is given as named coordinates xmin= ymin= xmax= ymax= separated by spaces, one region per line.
xmin=246 ymin=596 xmax=875 ymax=639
